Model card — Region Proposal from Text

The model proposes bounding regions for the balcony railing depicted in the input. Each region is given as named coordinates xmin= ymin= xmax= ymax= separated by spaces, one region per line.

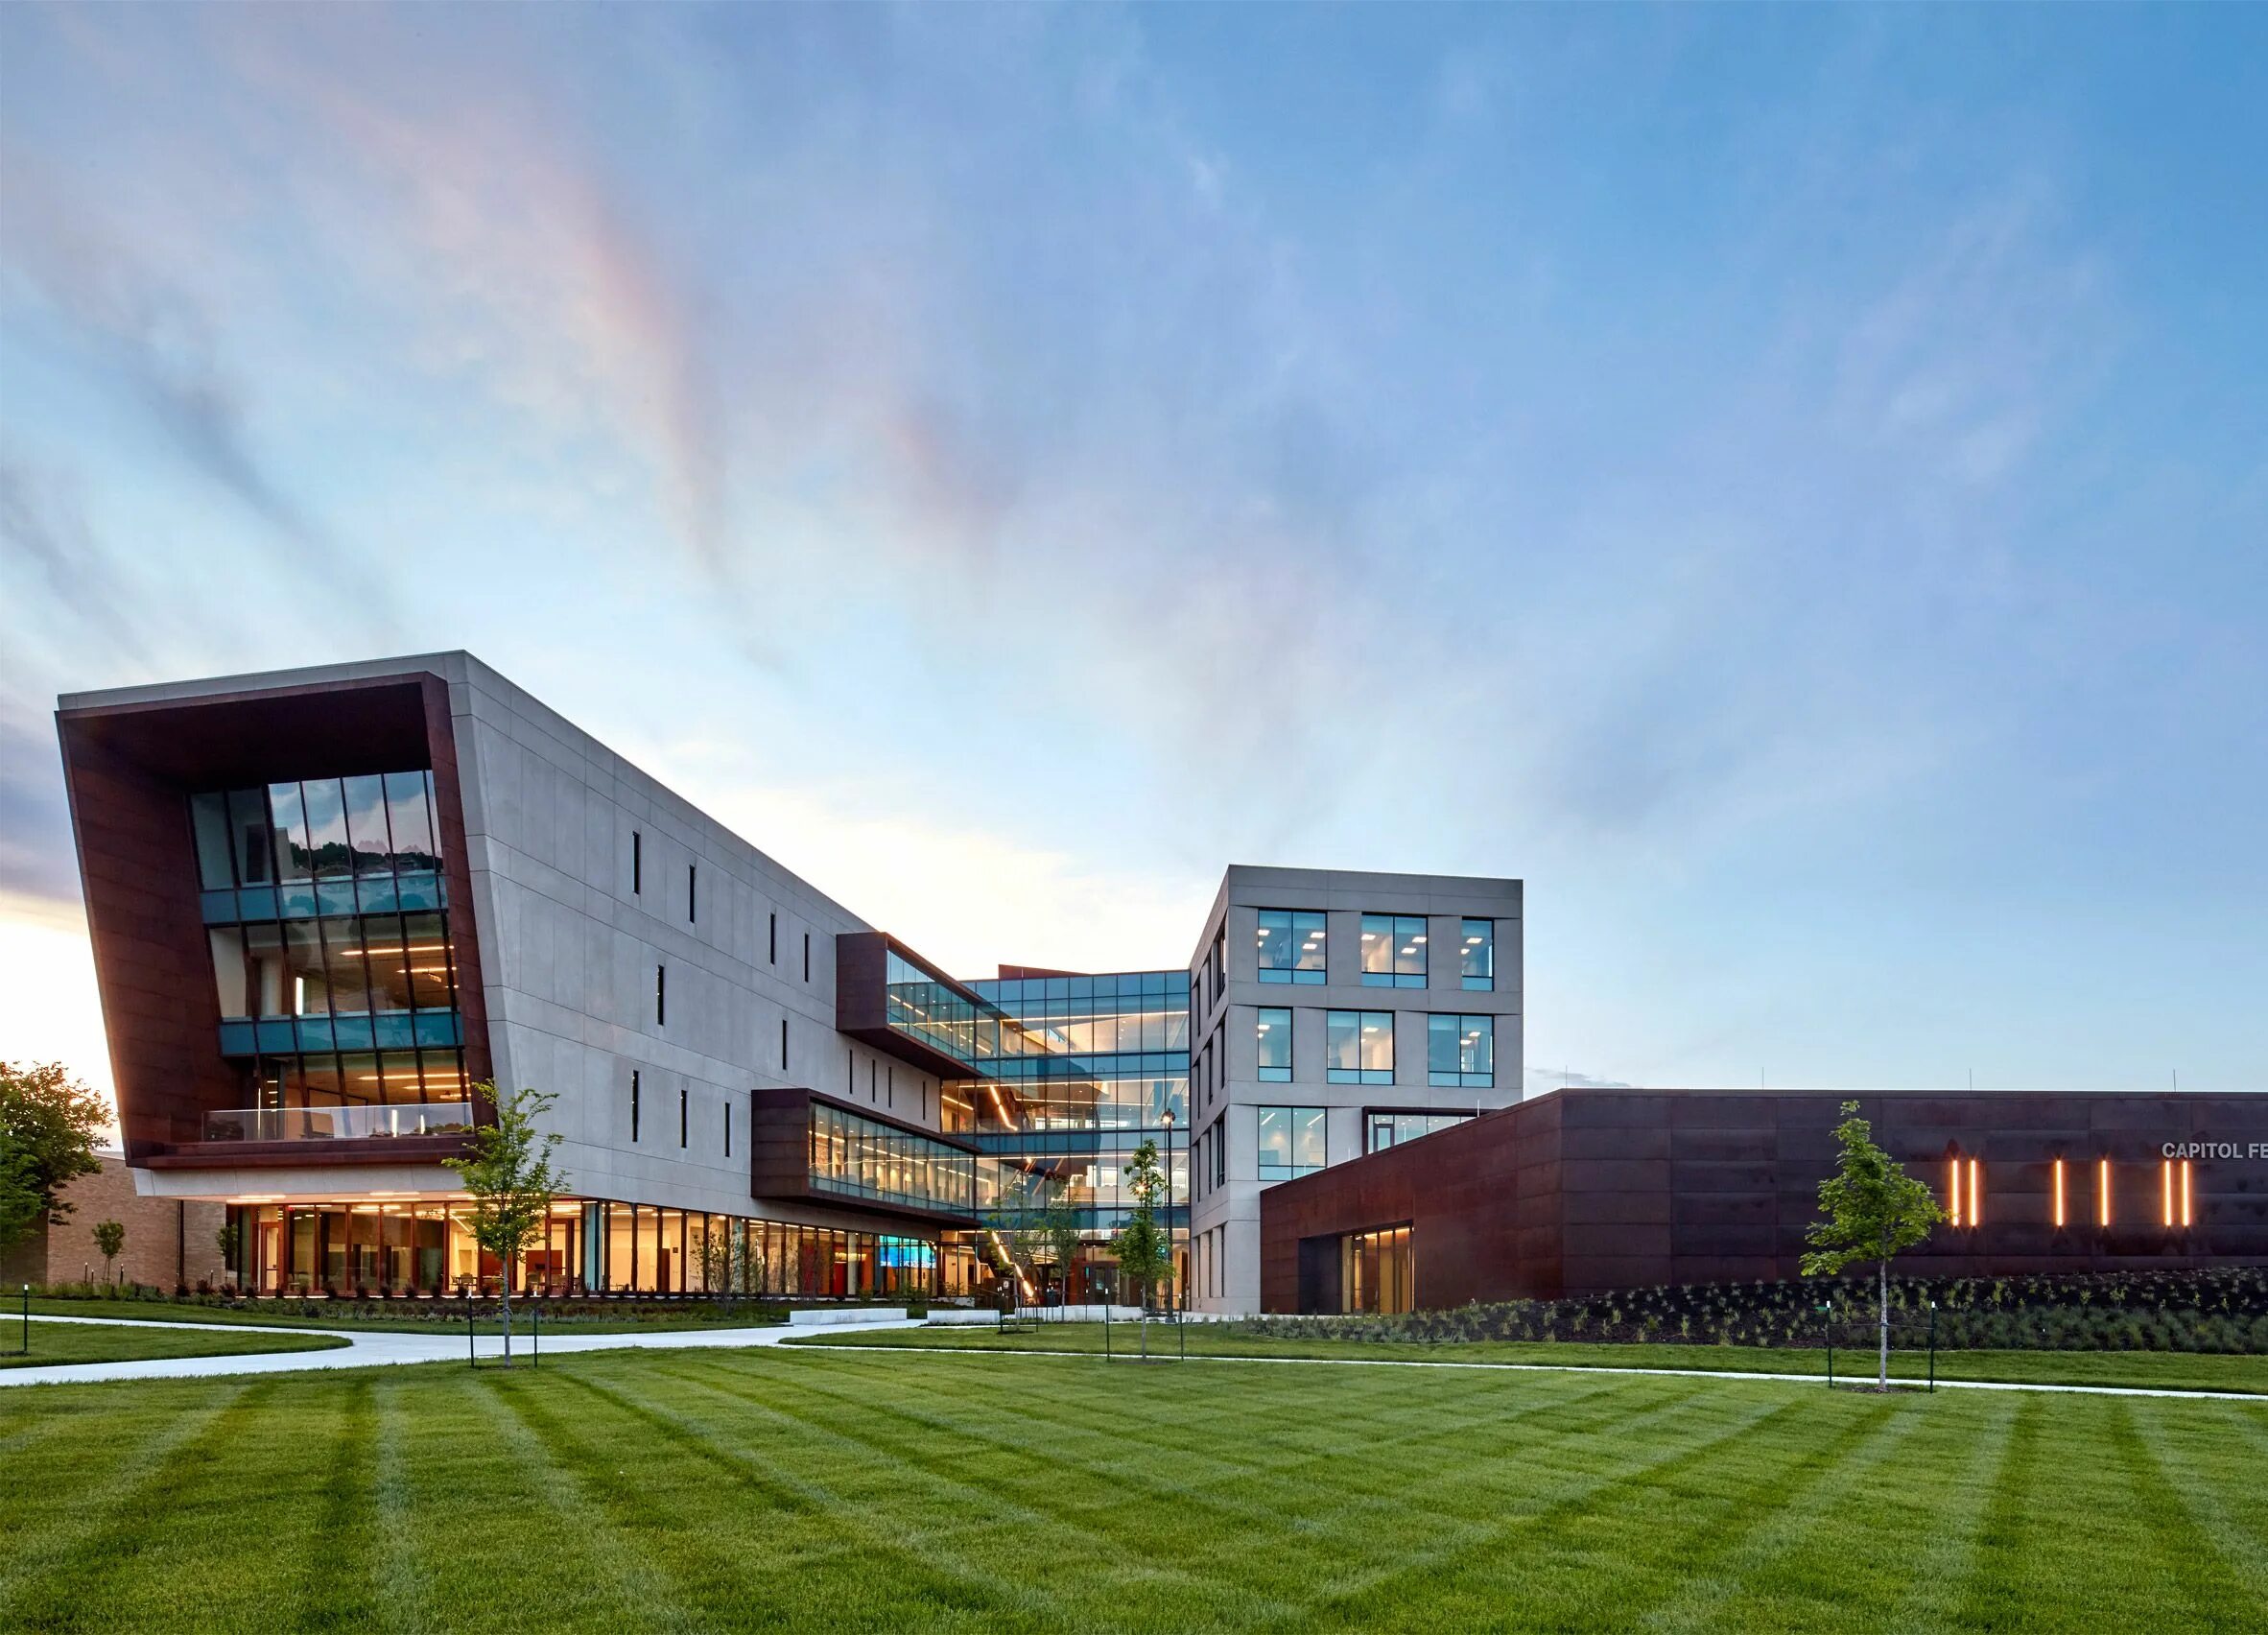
xmin=201 ymin=1102 xmax=474 ymax=1144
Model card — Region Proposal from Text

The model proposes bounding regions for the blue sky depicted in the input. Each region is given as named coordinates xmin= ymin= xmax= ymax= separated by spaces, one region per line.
xmin=2 ymin=5 xmax=2262 ymax=1103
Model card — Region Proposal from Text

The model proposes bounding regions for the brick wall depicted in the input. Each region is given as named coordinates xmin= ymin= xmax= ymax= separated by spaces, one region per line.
xmin=0 ymin=1155 xmax=226 ymax=1289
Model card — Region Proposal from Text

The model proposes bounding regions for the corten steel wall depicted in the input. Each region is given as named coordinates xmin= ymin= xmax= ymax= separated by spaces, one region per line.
xmin=1260 ymin=1089 xmax=2268 ymax=1312
xmin=56 ymin=672 xmax=491 ymax=1162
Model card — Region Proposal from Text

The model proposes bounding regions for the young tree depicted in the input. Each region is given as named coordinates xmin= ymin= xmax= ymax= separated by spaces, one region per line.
xmin=1112 ymin=1139 xmax=1171 ymax=1315
xmin=1801 ymin=1102 xmax=1947 ymax=1387
xmin=0 ymin=1061 xmax=106 ymax=1251
xmin=93 ymin=1219 xmax=126 ymax=1285
xmin=1038 ymin=1175 xmax=1085 ymax=1317
xmin=441 ymin=1081 xmax=564 ymax=1366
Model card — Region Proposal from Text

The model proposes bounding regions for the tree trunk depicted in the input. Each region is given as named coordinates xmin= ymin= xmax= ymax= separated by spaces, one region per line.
xmin=501 ymin=1276 xmax=513 ymax=1368
xmin=1877 ymin=1259 xmax=1889 ymax=1388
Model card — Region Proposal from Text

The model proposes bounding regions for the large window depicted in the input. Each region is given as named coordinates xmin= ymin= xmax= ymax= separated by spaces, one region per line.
xmin=1327 ymin=1010 xmax=1395 ymax=1084
xmin=1256 ymin=1007 xmax=1292 ymax=1081
xmin=1428 ymin=1014 xmax=1495 ymax=1087
xmin=808 ymin=1101 xmax=976 ymax=1215
xmin=1461 ymin=920 xmax=1494 ymax=990
xmin=1257 ymin=1105 xmax=1326 ymax=1181
xmin=1365 ymin=1110 xmax=1473 ymax=1152
xmin=1339 ymin=1224 xmax=1413 ymax=1314
xmin=1256 ymin=910 xmax=1326 ymax=984
xmin=1360 ymin=914 xmax=1428 ymax=987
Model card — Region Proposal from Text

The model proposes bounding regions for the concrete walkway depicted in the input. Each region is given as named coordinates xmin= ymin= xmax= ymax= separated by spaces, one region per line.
xmin=0 ymin=1311 xmax=925 ymax=1387
xmin=8 ymin=1315 xmax=2262 ymax=1403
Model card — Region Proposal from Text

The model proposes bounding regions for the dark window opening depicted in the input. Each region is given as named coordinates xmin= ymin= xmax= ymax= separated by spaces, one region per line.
xmin=656 ymin=964 xmax=667 ymax=1027
xmin=688 ymin=865 xmax=697 ymax=924
xmin=679 ymin=1085 xmax=688 ymax=1148
xmin=768 ymin=912 xmax=777 ymax=964
xmin=632 ymin=831 xmax=642 ymax=895
xmin=803 ymin=932 xmax=811 ymax=982
xmin=780 ymin=1017 xmax=789 ymax=1071
xmin=631 ymin=1070 xmax=641 ymax=1142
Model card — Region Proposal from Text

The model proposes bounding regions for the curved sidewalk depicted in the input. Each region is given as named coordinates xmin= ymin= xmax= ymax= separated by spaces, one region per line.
xmin=0 ymin=1311 xmax=925 ymax=1387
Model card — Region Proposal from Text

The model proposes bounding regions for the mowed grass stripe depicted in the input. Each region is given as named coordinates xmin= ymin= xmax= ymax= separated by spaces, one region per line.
xmin=0 ymin=1382 xmax=270 ymax=1634
xmin=2103 ymin=1400 xmax=2264 ymax=1627
xmin=367 ymin=1374 xmax=441 ymax=1635
xmin=512 ymin=1360 xmax=1046 ymax=1629
xmin=1276 ymin=1389 xmax=1812 ymax=1629
xmin=737 ymin=1350 xmax=1721 ymax=1593
xmin=1638 ymin=1397 xmax=1932 ymax=1633
xmin=469 ymin=1373 xmax=705 ymax=1633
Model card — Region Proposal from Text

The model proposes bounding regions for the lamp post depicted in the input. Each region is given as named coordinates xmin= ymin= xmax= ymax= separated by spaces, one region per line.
xmin=1161 ymin=1107 xmax=1176 ymax=1316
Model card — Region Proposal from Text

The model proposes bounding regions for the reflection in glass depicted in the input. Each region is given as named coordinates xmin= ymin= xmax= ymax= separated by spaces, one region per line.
xmin=1461 ymin=919 xmax=1494 ymax=990
xmin=1428 ymin=1014 xmax=1494 ymax=1087
xmin=266 ymin=783 xmax=313 ymax=882
xmin=343 ymin=774 xmax=394 ymax=875
xmin=229 ymin=788 xmax=275 ymax=886
xmin=1256 ymin=910 xmax=1327 ymax=984
xmin=1327 ymin=1010 xmax=1394 ymax=1084
xmin=362 ymin=915 xmax=413 ymax=1011
xmin=1257 ymin=1007 xmax=1291 ymax=1081
xmin=192 ymin=793 xmax=235 ymax=889
xmin=1360 ymin=914 xmax=1428 ymax=987
xmin=1258 ymin=1105 xmax=1327 ymax=1180
xmin=300 ymin=778 xmax=352 ymax=877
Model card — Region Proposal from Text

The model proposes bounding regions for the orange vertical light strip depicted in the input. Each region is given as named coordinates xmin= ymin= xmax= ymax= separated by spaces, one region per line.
xmin=1970 ymin=1159 xmax=1982 ymax=1226
xmin=2099 ymin=1157 xmax=2111 ymax=1227
xmin=1948 ymin=1158 xmax=1962 ymax=1227
xmin=2052 ymin=1158 xmax=2066 ymax=1229
xmin=2162 ymin=1160 xmax=2174 ymax=1228
xmin=2181 ymin=1161 xmax=2192 ymax=1229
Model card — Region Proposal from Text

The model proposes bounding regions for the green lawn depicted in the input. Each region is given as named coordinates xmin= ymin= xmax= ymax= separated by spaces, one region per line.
xmin=794 ymin=1321 xmax=2268 ymax=1394
xmin=1 ymin=1320 xmax=344 ymax=1370
xmin=21 ymin=1295 xmax=790 ymax=1337
xmin=1 ymin=1349 xmax=2263 ymax=1631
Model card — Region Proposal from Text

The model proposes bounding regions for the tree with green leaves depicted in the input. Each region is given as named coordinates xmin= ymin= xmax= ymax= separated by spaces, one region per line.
xmin=1801 ymin=1101 xmax=1947 ymax=1387
xmin=0 ymin=1060 xmax=107 ymax=1251
xmin=1112 ymin=1138 xmax=1171 ymax=1315
xmin=441 ymin=1081 xmax=564 ymax=1366
xmin=92 ymin=1219 xmax=126 ymax=1285
xmin=1038 ymin=1174 xmax=1085 ymax=1317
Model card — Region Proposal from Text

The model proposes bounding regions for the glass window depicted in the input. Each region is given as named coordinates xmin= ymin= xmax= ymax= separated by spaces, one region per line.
xmin=402 ymin=912 xmax=452 ymax=1008
xmin=279 ymin=922 xmax=326 ymax=1015
xmin=385 ymin=771 xmax=439 ymax=872
xmin=301 ymin=779 xmax=353 ymax=878
xmin=1257 ymin=1105 xmax=1326 ymax=1180
xmin=1256 ymin=910 xmax=1326 ymax=984
xmin=1428 ymin=1014 xmax=1495 ymax=1087
xmin=320 ymin=917 xmax=368 ymax=1013
xmin=265 ymin=783 xmax=313 ymax=884
xmin=1360 ymin=915 xmax=1428 ymax=988
xmin=1366 ymin=1110 xmax=1473 ymax=1152
xmin=228 ymin=788 xmax=275 ymax=886
xmin=191 ymin=793 xmax=236 ymax=889
xmin=1256 ymin=1007 xmax=1291 ymax=1081
xmin=1339 ymin=1224 xmax=1413 ymax=1314
xmin=362 ymin=915 xmax=413 ymax=1011
xmin=208 ymin=927 xmax=248 ymax=1017
xmin=1462 ymin=920 xmax=1494 ymax=990
xmin=343 ymin=774 xmax=394 ymax=876
xmin=243 ymin=922 xmax=290 ymax=1017
xmin=1327 ymin=1010 xmax=1394 ymax=1084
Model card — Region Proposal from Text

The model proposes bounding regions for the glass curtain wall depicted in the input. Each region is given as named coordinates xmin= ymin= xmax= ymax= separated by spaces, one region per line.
xmin=939 ymin=971 xmax=1189 ymax=1306
xmin=224 ymin=1198 xmax=968 ymax=1300
xmin=192 ymin=772 xmax=467 ymax=1121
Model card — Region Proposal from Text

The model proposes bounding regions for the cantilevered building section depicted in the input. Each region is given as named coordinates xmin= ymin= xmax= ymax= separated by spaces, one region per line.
xmin=59 ymin=652 xmax=1515 ymax=1310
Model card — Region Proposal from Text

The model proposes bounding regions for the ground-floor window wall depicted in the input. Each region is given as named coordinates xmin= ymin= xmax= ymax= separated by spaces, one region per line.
xmin=222 ymin=1198 xmax=979 ymax=1300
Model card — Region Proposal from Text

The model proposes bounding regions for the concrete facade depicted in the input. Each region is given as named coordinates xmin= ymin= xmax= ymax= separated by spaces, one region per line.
xmin=1184 ymin=866 xmax=1524 ymax=1315
xmin=57 ymin=653 xmax=1522 ymax=1306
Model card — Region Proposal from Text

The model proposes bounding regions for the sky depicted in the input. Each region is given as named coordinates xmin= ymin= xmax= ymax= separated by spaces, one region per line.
xmin=1 ymin=5 xmax=2263 ymax=1116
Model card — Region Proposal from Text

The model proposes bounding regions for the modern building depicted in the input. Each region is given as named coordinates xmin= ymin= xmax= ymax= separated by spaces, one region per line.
xmin=1260 ymin=1087 xmax=2268 ymax=1313
xmin=56 ymin=652 xmax=1523 ymax=1309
